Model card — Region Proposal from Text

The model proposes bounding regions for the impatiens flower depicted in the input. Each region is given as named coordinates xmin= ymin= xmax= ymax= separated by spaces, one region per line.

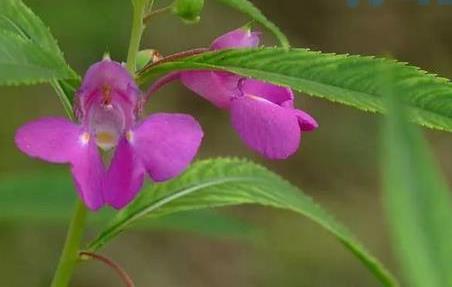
xmin=148 ymin=28 xmax=318 ymax=159
xmin=15 ymin=59 xmax=203 ymax=210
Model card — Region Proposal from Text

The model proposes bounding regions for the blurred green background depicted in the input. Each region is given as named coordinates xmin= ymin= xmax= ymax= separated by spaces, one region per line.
xmin=1 ymin=0 xmax=451 ymax=286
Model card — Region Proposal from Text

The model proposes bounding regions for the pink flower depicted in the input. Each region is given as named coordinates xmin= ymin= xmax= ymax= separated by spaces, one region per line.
xmin=15 ymin=59 xmax=203 ymax=210
xmin=149 ymin=28 xmax=318 ymax=159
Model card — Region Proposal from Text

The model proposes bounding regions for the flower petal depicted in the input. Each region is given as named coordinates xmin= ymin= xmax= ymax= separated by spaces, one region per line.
xmin=70 ymin=140 xmax=105 ymax=210
xmin=15 ymin=117 xmax=83 ymax=163
xmin=79 ymin=59 xmax=137 ymax=104
xmin=294 ymin=109 xmax=319 ymax=131
xmin=230 ymin=96 xmax=301 ymax=159
xmin=132 ymin=113 xmax=203 ymax=182
xmin=180 ymin=71 xmax=240 ymax=109
xmin=15 ymin=117 xmax=105 ymax=210
xmin=211 ymin=28 xmax=261 ymax=50
xmin=240 ymin=79 xmax=294 ymax=105
xmin=105 ymin=137 xmax=145 ymax=209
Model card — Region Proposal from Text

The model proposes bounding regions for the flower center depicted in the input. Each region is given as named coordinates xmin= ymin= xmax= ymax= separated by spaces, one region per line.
xmin=88 ymin=103 xmax=126 ymax=150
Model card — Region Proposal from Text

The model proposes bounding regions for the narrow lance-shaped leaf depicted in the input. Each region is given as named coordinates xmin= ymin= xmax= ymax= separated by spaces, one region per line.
xmin=213 ymin=0 xmax=290 ymax=48
xmin=0 ymin=0 xmax=78 ymax=85
xmin=381 ymin=74 xmax=452 ymax=287
xmin=138 ymin=48 xmax=452 ymax=132
xmin=89 ymin=158 xmax=399 ymax=287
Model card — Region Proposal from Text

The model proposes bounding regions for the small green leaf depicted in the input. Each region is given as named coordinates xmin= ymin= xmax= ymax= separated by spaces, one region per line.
xmin=138 ymin=48 xmax=452 ymax=132
xmin=0 ymin=0 xmax=77 ymax=85
xmin=213 ymin=0 xmax=290 ymax=48
xmin=89 ymin=158 xmax=398 ymax=287
xmin=382 ymin=76 xmax=452 ymax=287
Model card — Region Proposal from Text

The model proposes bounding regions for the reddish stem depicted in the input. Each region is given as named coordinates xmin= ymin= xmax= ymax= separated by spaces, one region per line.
xmin=138 ymin=48 xmax=208 ymax=74
xmin=79 ymin=251 xmax=136 ymax=287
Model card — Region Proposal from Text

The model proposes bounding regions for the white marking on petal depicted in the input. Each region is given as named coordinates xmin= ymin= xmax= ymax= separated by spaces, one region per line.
xmin=246 ymin=94 xmax=272 ymax=104
xmin=79 ymin=132 xmax=90 ymax=145
xmin=126 ymin=130 xmax=134 ymax=143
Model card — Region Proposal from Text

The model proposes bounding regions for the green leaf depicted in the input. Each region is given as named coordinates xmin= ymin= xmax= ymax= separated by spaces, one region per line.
xmin=0 ymin=171 xmax=254 ymax=239
xmin=0 ymin=0 xmax=60 ymax=52
xmin=89 ymin=158 xmax=399 ymax=287
xmin=213 ymin=0 xmax=290 ymax=48
xmin=138 ymin=48 xmax=452 ymax=132
xmin=0 ymin=0 xmax=77 ymax=85
xmin=381 ymin=76 xmax=452 ymax=287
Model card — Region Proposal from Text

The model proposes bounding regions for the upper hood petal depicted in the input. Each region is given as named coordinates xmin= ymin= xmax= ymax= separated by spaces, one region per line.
xmin=211 ymin=27 xmax=261 ymax=50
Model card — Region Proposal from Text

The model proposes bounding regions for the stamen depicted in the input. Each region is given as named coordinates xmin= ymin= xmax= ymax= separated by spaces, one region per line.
xmin=102 ymin=85 xmax=113 ymax=105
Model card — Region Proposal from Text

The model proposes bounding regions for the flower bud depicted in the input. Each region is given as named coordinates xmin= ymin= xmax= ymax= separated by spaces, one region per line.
xmin=136 ymin=49 xmax=162 ymax=70
xmin=171 ymin=0 xmax=204 ymax=23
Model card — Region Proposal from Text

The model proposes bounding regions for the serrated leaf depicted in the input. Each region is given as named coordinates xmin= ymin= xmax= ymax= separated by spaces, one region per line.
xmin=0 ymin=31 xmax=74 ymax=85
xmin=0 ymin=0 xmax=77 ymax=85
xmin=382 ymin=77 xmax=452 ymax=287
xmin=0 ymin=0 xmax=60 ymax=53
xmin=138 ymin=48 xmax=452 ymax=132
xmin=214 ymin=0 xmax=290 ymax=48
xmin=89 ymin=158 xmax=398 ymax=287
xmin=0 ymin=171 xmax=254 ymax=239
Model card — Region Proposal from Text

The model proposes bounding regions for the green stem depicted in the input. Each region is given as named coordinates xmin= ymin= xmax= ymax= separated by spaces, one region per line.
xmin=50 ymin=200 xmax=88 ymax=287
xmin=126 ymin=0 xmax=153 ymax=73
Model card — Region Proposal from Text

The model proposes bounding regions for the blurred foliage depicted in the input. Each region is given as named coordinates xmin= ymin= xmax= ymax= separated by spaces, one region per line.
xmin=0 ymin=0 xmax=451 ymax=286
xmin=0 ymin=170 xmax=258 ymax=241
xmin=382 ymin=75 xmax=452 ymax=287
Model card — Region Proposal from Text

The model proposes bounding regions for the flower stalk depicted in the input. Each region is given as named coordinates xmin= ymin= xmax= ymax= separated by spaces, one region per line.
xmin=126 ymin=0 xmax=153 ymax=73
xmin=50 ymin=200 xmax=88 ymax=287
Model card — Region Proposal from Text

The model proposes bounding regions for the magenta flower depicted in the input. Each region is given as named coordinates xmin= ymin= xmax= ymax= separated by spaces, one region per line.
xmin=149 ymin=28 xmax=318 ymax=159
xmin=15 ymin=59 xmax=203 ymax=210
